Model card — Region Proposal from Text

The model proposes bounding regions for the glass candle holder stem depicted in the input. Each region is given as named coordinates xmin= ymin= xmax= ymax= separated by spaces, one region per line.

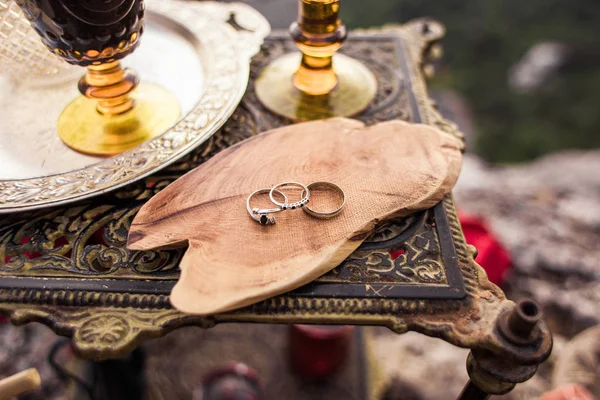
xmin=79 ymin=61 xmax=138 ymax=116
xmin=255 ymin=0 xmax=376 ymax=121
xmin=291 ymin=0 xmax=346 ymax=95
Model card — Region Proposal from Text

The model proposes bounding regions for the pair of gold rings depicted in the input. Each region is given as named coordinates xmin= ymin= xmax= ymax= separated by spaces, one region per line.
xmin=246 ymin=181 xmax=346 ymax=225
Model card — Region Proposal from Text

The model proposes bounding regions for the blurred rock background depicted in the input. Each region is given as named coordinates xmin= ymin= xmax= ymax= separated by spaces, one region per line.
xmin=375 ymin=149 xmax=600 ymax=399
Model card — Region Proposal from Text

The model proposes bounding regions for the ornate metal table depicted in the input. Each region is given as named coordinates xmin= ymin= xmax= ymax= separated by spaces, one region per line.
xmin=0 ymin=21 xmax=552 ymax=400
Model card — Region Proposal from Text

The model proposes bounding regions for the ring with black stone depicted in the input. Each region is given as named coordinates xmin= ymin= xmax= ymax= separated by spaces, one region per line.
xmin=246 ymin=188 xmax=288 ymax=225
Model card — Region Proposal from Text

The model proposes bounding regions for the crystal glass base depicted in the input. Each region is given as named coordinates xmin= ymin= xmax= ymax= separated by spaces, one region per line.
xmin=57 ymin=83 xmax=180 ymax=156
xmin=255 ymin=53 xmax=377 ymax=121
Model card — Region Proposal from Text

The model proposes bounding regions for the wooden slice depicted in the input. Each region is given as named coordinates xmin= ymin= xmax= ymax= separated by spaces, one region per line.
xmin=127 ymin=118 xmax=463 ymax=315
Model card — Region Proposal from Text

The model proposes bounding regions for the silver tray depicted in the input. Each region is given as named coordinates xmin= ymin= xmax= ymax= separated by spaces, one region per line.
xmin=0 ymin=0 xmax=269 ymax=214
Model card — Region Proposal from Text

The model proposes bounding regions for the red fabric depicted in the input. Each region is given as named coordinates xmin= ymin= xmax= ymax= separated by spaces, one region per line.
xmin=390 ymin=249 xmax=405 ymax=260
xmin=458 ymin=211 xmax=512 ymax=286
xmin=288 ymin=325 xmax=354 ymax=380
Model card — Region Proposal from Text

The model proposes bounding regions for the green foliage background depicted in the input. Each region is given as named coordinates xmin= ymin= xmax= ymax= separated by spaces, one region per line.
xmin=342 ymin=0 xmax=600 ymax=163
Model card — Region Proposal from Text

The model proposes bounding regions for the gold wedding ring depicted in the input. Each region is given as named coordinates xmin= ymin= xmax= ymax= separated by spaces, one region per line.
xmin=301 ymin=181 xmax=346 ymax=219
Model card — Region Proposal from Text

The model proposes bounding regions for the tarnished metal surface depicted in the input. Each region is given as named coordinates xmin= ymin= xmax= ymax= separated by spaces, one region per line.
xmin=0 ymin=0 xmax=270 ymax=212
xmin=459 ymin=299 xmax=552 ymax=398
xmin=0 ymin=21 xmax=551 ymax=382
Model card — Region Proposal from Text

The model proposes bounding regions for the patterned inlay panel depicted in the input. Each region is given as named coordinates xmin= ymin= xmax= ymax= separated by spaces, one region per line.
xmin=325 ymin=212 xmax=444 ymax=285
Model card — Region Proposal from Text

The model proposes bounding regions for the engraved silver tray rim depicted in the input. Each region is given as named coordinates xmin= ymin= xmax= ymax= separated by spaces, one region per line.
xmin=0 ymin=0 xmax=270 ymax=214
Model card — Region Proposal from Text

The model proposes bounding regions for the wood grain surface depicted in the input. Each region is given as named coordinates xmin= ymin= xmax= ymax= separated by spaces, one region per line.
xmin=127 ymin=118 xmax=463 ymax=315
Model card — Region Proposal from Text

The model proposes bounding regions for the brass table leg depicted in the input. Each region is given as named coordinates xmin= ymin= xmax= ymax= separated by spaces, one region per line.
xmin=457 ymin=381 xmax=491 ymax=400
xmin=456 ymin=298 xmax=552 ymax=400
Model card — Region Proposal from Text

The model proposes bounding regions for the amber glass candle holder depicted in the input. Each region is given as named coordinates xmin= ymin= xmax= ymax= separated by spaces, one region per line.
xmin=14 ymin=0 xmax=180 ymax=156
xmin=255 ymin=0 xmax=376 ymax=121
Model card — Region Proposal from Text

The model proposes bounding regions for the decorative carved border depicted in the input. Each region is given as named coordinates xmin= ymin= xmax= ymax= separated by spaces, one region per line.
xmin=293 ymin=203 xmax=466 ymax=298
xmin=0 ymin=202 xmax=461 ymax=295
xmin=0 ymin=195 xmax=515 ymax=361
